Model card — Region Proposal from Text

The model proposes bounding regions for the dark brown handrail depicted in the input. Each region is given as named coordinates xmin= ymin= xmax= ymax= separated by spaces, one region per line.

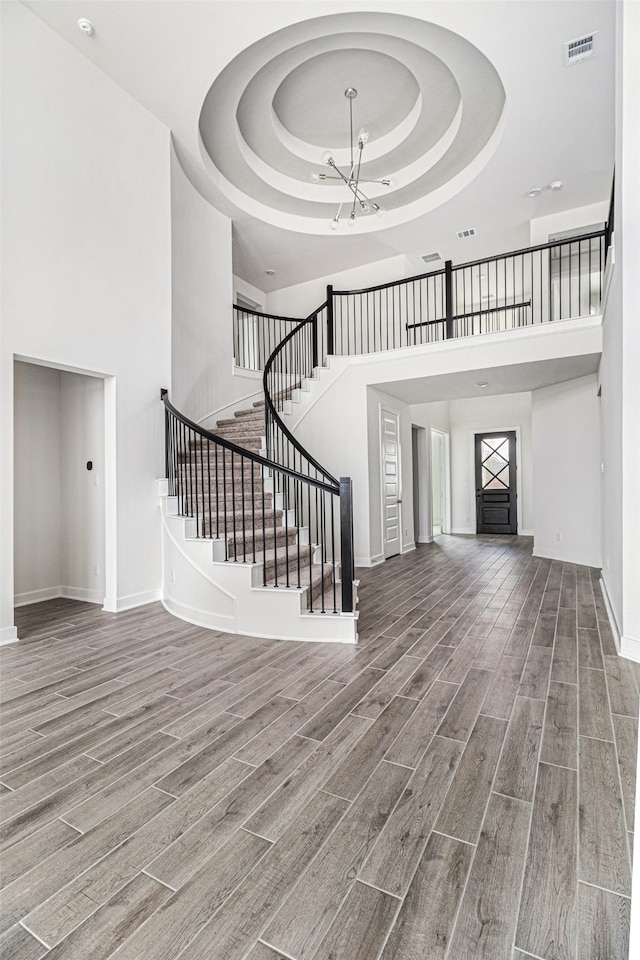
xmin=262 ymin=316 xmax=338 ymax=490
xmin=162 ymin=389 xmax=337 ymax=495
xmin=260 ymin=304 xmax=355 ymax=611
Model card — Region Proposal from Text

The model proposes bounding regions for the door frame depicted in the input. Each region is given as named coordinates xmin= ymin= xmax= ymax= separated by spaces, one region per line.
xmin=379 ymin=406 xmax=402 ymax=560
xmin=468 ymin=425 xmax=522 ymax=535
xmin=14 ymin=354 xmax=114 ymax=609
xmin=430 ymin=427 xmax=451 ymax=537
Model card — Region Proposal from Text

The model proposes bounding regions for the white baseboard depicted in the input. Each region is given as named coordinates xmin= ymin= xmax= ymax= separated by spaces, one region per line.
xmin=533 ymin=545 xmax=601 ymax=568
xmin=600 ymin=576 xmax=621 ymax=653
xmin=15 ymin=586 xmax=104 ymax=608
xmin=621 ymin=634 xmax=640 ymax=663
xmin=62 ymin=586 xmax=103 ymax=605
xmin=14 ymin=586 xmax=62 ymax=607
xmin=356 ymin=554 xmax=384 ymax=568
xmin=103 ymin=589 xmax=162 ymax=613
xmin=402 ymin=542 xmax=416 ymax=555
xmin=452 ymin=526 xmax=474 ymax=535
xmin=0 ymin=626 xmax=19 ymax=645
xmin=600 ymin=577 xmax=640 ymax=663
xmin=417 ymin=536 xmax=433 ymax=544
xmin=519 ymin=528 xmax=534 ymax=537
xmin=162 ymin=595 xmax=236 ymax=633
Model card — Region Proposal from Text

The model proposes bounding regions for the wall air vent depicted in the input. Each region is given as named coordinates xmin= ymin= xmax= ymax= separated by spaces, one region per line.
xmin=421 ymin=252 xmax=442 ymax=263
xmin=456 ymin=227 xmax=477 ymax=239
xmin=564 ymin=33 xmax=597 ymax=65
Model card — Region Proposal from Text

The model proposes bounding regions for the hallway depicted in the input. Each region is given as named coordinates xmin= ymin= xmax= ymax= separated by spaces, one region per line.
xmin=1 ymin=536 xmax=636 ymax=959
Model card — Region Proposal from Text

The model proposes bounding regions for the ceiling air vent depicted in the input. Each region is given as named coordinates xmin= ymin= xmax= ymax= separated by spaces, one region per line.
xmin=421 ymin=252 xmax=441 ymax=264
xmin=564 ymin=33 xmax=597 ymax=65
xmin=456 ymin=227 xmax=477 ymax=240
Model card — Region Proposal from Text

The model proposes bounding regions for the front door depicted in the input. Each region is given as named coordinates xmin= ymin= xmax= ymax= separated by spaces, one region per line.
xmin=475 ymin=431 xmax=517 ymax=534
xmin=381 ymin=408 xmax=401 ymax=558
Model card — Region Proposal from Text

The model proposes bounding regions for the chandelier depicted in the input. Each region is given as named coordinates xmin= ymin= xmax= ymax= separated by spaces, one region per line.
xmin=311 ymin=88 xmax=395 ymax=230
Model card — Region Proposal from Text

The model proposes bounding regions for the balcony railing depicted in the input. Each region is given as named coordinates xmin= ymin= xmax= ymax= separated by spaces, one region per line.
xmin=329 ymin=230 xmax=606 ymax=357
xmin=234 ymin=229 xmax=607 ymax=373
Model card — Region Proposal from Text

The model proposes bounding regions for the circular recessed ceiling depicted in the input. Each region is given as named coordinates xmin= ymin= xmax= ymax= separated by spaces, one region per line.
xmin=198 ymin=12 xmax=506 ymax=234
xmin=272 ymin=50 xmax=420 ymax=148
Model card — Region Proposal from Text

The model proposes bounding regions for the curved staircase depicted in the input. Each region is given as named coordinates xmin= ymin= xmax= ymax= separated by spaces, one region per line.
xmin=160 ymin=394 xmax=358 ymax=644
xmin=209 ymin=401 xmax=335 ymax=607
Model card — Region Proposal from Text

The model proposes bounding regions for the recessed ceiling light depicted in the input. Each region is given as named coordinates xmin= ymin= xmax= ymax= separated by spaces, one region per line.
xmin=475 ymin=381 xmax=489 ymax=388
xmin=527 ymin=187 xmax=543 ymax=198
xmin=265 ymin=268 xmax=276 ymax=276
xmin=77 ymin=18 xmax=95 ymax=35
xmin=549 ymin=180 xmax=563 ymax=191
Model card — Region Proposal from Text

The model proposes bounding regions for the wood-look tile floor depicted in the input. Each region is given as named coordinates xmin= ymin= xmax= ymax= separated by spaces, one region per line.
xmin=1 ymin=535 xmax=637 ymax=960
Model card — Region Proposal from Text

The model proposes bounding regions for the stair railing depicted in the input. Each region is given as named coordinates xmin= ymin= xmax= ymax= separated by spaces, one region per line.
xmin=233 ymin=306 xmax=303 ymax=372
xmin=261 ymin=304 xmax=356 ymax=614
xmin=326 ymin=230 xmax=607 ymax=358
xmin=161 ymin=390 xmax=349 ymax=613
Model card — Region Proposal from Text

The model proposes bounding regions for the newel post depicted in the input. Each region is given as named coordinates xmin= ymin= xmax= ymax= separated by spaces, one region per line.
xmin=339 ymin=477 xmax=354 ymax=613
xmin=445 ymin=260 xmax=454 ymax=339
xmin=326 ymin=285 xmax=334 ymax=356
xmin=160 ymin=388 xmax=169 ymax=481
xmin=311 ymin=313 xmax=319 ymax=370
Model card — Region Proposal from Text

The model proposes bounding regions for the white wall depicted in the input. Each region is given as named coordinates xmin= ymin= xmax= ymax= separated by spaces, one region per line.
xmin=448 ymin=393 xmax=534 ymax=535
xmin=14 ymin=363 xmax=63 ymax=603
xmin=279 ymin=319 xmax=600 ymax=567
xmin=529 ymin=201 xmax=609 ymax=245
xmin=233 ymin=276 xmax=266 ymax=312
xmin=266 ymin=254 xmax=413 ymax=320
xmin=605 ymin=0 xmax=640 ymax=669
xmin=171 ymin=147 xmax=257 ymax=422
xmin=60 ymin=371 xmax=106 ymax=602
xmin=616 ymin=8 xmax=640 ymax=950
xmin=532 ymin=375 xmax=601 ymax=567
xmin=1 ymin=3 xmax=172 ymax=638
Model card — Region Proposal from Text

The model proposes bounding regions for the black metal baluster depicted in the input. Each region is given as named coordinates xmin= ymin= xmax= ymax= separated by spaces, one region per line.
xmin=319 ymin=490 xmax=326 ymax=613
xmin=272 ymin=469 xmax=279 ymax=587
xmin=330 ymin=494 xmax=337 ymax=613
xmin=295 ymin=478 xmax=301 ymax=589
xmin=241 ymin=457 xmax=246 ymax=562
xmin=206 ymin=440 xmax=212 ymax=539
xmin=215 ymin=442 xmax=219 ymax=542
xmin=261 ymin=464 xmax=266 ymax=584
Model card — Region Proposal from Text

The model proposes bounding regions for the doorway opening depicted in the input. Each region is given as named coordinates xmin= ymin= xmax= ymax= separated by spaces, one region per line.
xmin=430 ymin=428 xmax=451 ymax=538
xmin=412 ymin=425 xmax=432 ymax=545
xmin=13 ymin=359 xmax=107 ymax=609
xmin=380 ymin=407 xmax=401 ymax=559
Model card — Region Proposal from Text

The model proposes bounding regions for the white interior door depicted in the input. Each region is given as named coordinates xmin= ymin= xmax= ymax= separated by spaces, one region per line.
xmin=381 ymin=408 xmax=401 ymax=559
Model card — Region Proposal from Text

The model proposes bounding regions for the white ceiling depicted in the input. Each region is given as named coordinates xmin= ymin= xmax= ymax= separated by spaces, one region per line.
xmin=24 ymin=1 xmax=615 ymax=293
xmin=374 ymin=353 xmax=602 ymax=405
